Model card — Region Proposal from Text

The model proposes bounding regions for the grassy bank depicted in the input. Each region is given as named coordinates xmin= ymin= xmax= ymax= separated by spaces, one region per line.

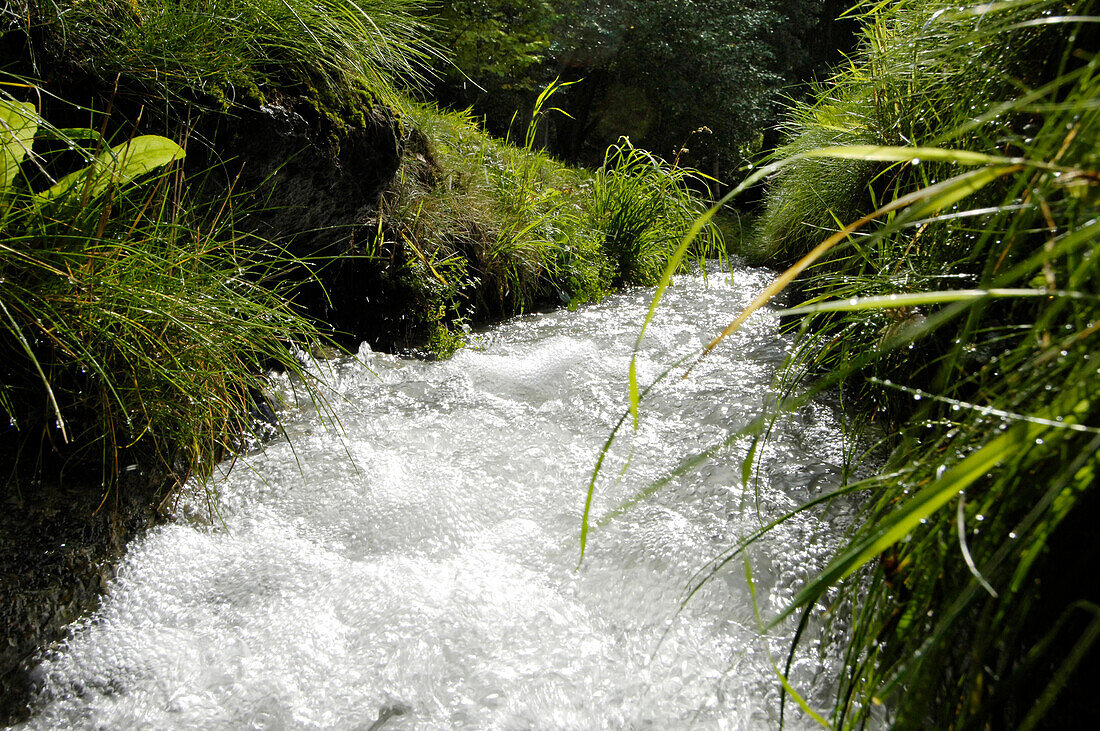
xmin=722 ymin=0 xmax=1099 ymax=726
xmin=1 ymin=0 xmax=722 ymax=493
xmin=1 ymin=1 xmax=726 ymax=721
xmin=379 ymin=95 xmax=723 ymax=354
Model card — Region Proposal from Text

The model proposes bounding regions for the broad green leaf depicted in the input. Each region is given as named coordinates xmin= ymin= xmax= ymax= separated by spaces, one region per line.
xmin=37 ymin=135 xmax=185 ymax=204
xmin=38 ymin=127 xmax=104 ymax=142
xmin=1 ymin=100 xmax=38 ymax=197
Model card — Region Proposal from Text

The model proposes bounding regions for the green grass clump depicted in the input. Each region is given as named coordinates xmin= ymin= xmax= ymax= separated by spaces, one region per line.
xmin=589 ymin=138 xmax=721 ymax=287
xmin=715 ymin=0 xmax=1100 ymax=727
xmin=1 ymin=94 xmax=324 ymax=492
xmin=370 ymin=91 xmax=721 ymax=351
xmin=7 ymin=0 xmax=436 ymax=111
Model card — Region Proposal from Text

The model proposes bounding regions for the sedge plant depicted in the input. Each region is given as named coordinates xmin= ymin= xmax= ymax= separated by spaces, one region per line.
xmin=1 ymin=93 xmax=327 ymax=496
xmin=700 ymin=0 xmax=1100 ymax=727
xmin=367 ymin=83 xmax=724 ymax=353
xmin=588 ymin=137 xmax=724 ymax=288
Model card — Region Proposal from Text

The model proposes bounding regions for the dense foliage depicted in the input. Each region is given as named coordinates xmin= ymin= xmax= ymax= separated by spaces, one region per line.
xmin=551 ymin=0 xmax=811 ymax=166
xmin=424 ymin=0 xmax=554 ymax=83
xmin=427 ymin=0 xmax=856 ymax=177
xmin=728 ymin=0 xmax=1100 ymax=726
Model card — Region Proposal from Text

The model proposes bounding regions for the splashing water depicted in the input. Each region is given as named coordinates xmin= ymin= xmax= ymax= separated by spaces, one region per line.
xmin=21 ymin=269 xmax=860 ymax=729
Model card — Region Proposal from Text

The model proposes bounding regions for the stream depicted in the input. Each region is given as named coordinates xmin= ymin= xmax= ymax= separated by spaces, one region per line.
xmin=19 ymin=267 xmax=859 ymax=729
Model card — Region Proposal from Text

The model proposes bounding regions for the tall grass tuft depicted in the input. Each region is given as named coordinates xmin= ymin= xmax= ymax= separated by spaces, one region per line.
xmin=9 ymin=0 xmax=437 ymax=110
xmin=369 ymin=86 xmax=722 ymax=352
xmin=588 ymin=138 xmax=722 ymax=287
xmin=710 ymin=0 xmax=1100 ymax=726
xmin=1 ymin=94 xmax=325 ymax=493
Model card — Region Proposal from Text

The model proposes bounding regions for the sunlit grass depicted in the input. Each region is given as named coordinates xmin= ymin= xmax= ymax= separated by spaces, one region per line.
xmin=9 ymin=0 xmax=438 ymax=109
xmin=1 ymin=95 xmax=327 ymax=494
xmin=589 ymin=138 xmax=723 ymax=288
xmin=374 ymin=91 xmax=722 ymax=350
xmin=721 ymin=0 xmax=1100 ymax=726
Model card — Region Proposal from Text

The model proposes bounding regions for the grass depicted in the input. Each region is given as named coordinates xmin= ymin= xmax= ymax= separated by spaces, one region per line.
xmin=368 ymin=87 xmax=723 ymax=351
xmin=590 ymin=138 xmax=722 ymax=288
xmin=13 ymin=0 xmax=1090 ymax=725
xmin=1 ymin=92 xmax=326 ymax=495
xmin=699 ymin=0 xmax=1100 ymax=726
xmin=5 ymin=0 xmax=438 ymax=112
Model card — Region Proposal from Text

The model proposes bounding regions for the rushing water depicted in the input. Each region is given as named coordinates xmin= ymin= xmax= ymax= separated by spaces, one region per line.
xmin=20 ymin=268 xmax=860 ymax=729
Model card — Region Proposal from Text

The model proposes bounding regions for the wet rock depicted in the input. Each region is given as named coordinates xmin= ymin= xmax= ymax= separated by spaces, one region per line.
xmin=189 ymin=93 xmax=406 ymax=348
xmin=0 ymin=468 xmax=168 ymax=725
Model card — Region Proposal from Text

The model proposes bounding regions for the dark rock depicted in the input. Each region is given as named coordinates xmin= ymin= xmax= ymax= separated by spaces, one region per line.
xmin=186 ymin=94 xmax=406 ymax=348
xmin=0 ymin=468 xmax=169 ymax=725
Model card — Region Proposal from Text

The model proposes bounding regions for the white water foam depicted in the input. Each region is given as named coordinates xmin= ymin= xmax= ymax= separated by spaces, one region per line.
xmin=21 ymin=269 xmax=858 ymax=729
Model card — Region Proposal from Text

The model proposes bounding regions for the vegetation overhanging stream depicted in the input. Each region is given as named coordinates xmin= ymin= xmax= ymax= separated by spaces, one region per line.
xmin=2 ymin=0 xmax=1098 ymax=727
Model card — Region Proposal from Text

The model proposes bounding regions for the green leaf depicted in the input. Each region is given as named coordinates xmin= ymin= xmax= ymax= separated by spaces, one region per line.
xmin=0 ymin=99 xmax=38 ymax=198
xmin=37 ymin=135 xmax=185 ymax=204
xmin=628 ymin=197 xmax=724 ymax=425
xmin=777 ymin=288 xmax=1093 ymax=317
xmin=743 ymin=557 xmax=832 ymax=728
